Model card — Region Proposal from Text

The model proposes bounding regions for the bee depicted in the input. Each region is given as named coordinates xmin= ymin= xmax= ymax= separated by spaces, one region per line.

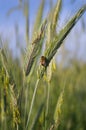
xmin=40 ymin=56 xmax=49 ymax=67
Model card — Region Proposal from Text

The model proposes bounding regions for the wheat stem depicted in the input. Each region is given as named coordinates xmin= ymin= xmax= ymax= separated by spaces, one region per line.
xmin=26 ymin=79 xmax=40 ymax=129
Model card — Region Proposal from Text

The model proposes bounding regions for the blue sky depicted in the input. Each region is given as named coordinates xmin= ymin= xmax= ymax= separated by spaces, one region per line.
xmin=0 ymin=0 xmax=86 ymax=60
xmin=0 ymin=0 xmax=86 ymax=31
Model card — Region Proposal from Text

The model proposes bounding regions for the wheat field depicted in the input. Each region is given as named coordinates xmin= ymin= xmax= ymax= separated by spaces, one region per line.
xmin=0 ymin=0 xmax=86 ymax=130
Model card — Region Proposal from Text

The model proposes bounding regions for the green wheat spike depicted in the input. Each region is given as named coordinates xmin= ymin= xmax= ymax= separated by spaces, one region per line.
xmin=38 ymin=5 xmax=86 ymax=79
xmin=25 ymin=20 xmax=47 ymax=76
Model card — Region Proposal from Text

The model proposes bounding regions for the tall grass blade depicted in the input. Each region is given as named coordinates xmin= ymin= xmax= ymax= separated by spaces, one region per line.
xmin=24 ymin=0 xmax=29 ymax=44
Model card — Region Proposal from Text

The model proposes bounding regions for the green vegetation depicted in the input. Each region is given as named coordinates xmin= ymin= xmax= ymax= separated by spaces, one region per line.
xmin=0 ymin=0 xmax=86 ymax=130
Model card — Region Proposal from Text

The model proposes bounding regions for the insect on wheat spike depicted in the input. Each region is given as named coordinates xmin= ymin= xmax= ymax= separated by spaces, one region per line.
xmin=40 ymin=56 xmax=49 ymax=67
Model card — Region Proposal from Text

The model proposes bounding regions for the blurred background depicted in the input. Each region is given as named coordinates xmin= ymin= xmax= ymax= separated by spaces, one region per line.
xmin=0 ymin=0 xmax=86 ymax=130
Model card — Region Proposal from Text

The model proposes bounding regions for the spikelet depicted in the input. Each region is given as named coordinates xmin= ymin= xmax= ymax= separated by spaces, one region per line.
xmin=54 ymin=90 xmax=64 ymax=129
xmin=47 ymin=61 xmax=53 ymax=82
xmin=10 ymin=84 xmax=21 ymax=127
